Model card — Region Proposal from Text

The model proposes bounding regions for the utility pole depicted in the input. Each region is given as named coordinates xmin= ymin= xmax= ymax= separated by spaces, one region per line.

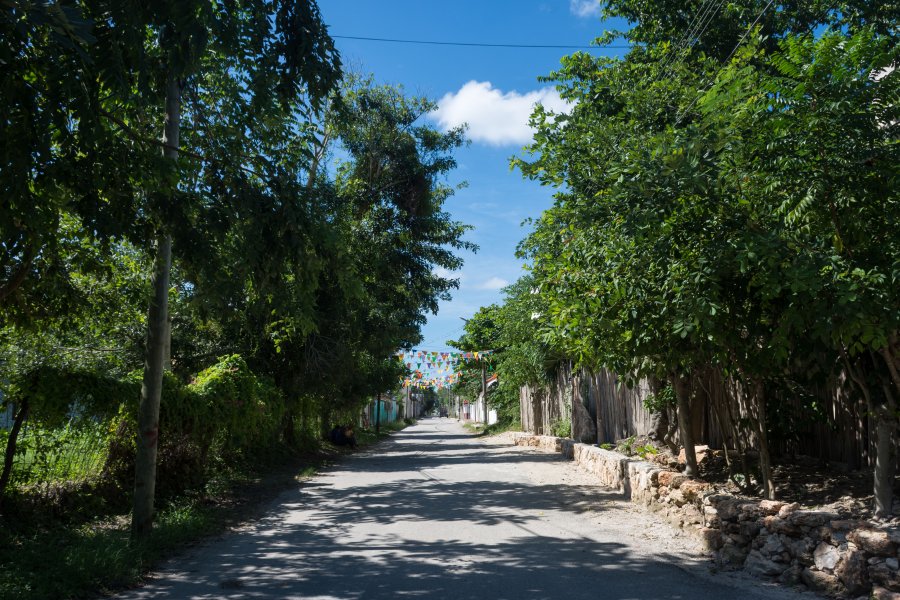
xmin=375 ymin=392 xmax=381 ymax=434
xmin=481 ymin=359 xmax=488 ymax=429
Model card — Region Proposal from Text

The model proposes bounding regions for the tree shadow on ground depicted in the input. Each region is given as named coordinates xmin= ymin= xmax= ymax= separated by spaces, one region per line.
xmin=117 ymin=423 xmax=795 ymax=600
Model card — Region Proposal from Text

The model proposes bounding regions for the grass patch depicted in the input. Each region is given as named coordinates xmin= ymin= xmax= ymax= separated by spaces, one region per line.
xmin=0 ymin=500 xmax=219 ymax=600
xmin=0 ymin=452 xmax=322 ymax=600
xmin=462 ymin=422 xmax=485 ymax=434
xmin=461 ymin=420 xmax=520 ymax=437
xmin=483 ymin=420 xmax=521 ymax=436
xmin=1 ymin=421 xmax=415 ymax=599
xmin=2 ymin=422 xmax=109 ymax=487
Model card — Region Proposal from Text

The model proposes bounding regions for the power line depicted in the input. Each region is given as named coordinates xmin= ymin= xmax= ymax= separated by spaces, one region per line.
xmin=674 ymin=0 xmax=776 ymax=125
xmin=656 ymin=0 xmax=722 ymax=79
xmin=332 ymin=34 xmax=630 ymax=50
xmin=604 ymin=0 xmax=725 ymax=161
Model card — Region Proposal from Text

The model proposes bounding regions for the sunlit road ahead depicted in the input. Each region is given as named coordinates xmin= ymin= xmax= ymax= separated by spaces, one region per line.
xmin=117 ymin=418 xmax=804 ymax=600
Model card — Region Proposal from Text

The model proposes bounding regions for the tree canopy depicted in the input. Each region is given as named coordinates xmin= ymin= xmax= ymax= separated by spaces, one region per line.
xmin=504 ymin=1 xmax=899 ymax=508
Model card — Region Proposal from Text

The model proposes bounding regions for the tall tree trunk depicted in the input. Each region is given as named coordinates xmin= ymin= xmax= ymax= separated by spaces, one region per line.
xmin=131 ymin=72 xmax=179 ymax=541
xmin=673 ymin=372 xmax=698 ymax=477
xmin=753 ymin=379 xmax=776 ymax=500
xmin=873 ymin=348 xmax=898 ymax=518
xmin=0 ymin=399 xmax=29 ymax=502
xmin=873 ymin=407 xmax=896 ymax=518
xmin=845 ymin=351 xmax=897 ymax=518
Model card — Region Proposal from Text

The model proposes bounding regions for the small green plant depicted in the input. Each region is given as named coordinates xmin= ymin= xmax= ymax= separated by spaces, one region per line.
xmin=616 ymin=435 xmax=637 ymax=455
xmin=635 ymin=443 xmax=658 ymax=459
xmin=549 ymin=417 xmax=571 ymax=438
xmin=642 ymin=386 xmax=675 ymax=414
xmin=599 ymin=443 xmax=614 ymax=450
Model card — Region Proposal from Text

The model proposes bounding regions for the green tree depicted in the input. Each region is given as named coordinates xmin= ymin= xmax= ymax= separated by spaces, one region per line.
xmin=513 ymin=1 xmax=898 ymax=502
xmin=699 ymin=29 xmax=900 ymax=514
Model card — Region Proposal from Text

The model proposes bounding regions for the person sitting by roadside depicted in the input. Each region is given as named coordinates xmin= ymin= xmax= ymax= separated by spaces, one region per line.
xmin=329 ymin=424 xmax=358 ymax=449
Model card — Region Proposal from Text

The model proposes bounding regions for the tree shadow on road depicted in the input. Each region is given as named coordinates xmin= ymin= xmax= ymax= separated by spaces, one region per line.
xmin=118 ymin=425 xmax=793 ymax=600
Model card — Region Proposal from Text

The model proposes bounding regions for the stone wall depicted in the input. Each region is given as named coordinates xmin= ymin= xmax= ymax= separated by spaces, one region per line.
xmin=510 ymin=433 xmax=900 ymax=599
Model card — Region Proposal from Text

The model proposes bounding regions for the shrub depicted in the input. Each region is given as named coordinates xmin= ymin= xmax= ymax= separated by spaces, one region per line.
xmin=188 ymin=355 xmax=285 ymax=457
xmin=549 ymin=417 xmax=571 ymax=438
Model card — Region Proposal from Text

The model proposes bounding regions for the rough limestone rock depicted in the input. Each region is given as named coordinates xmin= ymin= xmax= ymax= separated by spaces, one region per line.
xmin=801 ymin=568 xmax=846 ymax=596
xmin=814 ymin=542 xmax=841 ymax=571
xmin=719 ymin=542 xmax=750 ymax=567
xmin=759 ymin=500 xmax=786 ymax=515
xmin=571 ymin=395 xmax=596 ymax=444
xmin=668 ymin=489 xmax=687 ymax=507
xmin=835 ymin=549 xmax=869 ymax=595
xmin=873 ymin=586 xmax=900 ymax=600
xmin=699 ymin=527 xmax=723 ymax=551
xmin=790 ymin=510 xmax=838 ymax=529
xmin=745 ymin=550 xmax=787 ymax=577
xmin=782 ymin=535 xmax=815 ymax=565
xmin=705 ymin=494 xmax=747 ymax=521
xmin=869 ymin=561 xmax=900 ymax=592
xmin=739 ymin=503 xmax=760 ymax=520
xmin=703 ymin=505 xmax=721 ymax=528
xmin=514 ymin=433 xmax=898 ymax=599
xmin=778 ymin=565 xmax=803 ymax=586
xmin=778 ymin=502 xmax=801 ymax=518
xmin=681 ymin=504 xmax=702 ymax=525
xmin=677 ymin=444 xmax=710 ymax=466
xmin=680 ymin=480 xmax=711 ymax=502
xmin=740 ymin=520 xmax=762 ymax=539
xmin=831 ymin=519 xmax=865 ymax=532
xmin=849 ymin=529 xmax=897 ymax=557
xmin=764 ymin=515 xmax=802 ymax=536
xmin=760 ymin=534 xmax=787 ymax=557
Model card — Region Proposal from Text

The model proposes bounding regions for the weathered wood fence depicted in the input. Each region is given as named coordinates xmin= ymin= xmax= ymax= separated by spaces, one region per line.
xmin=520 ymin=365 xmax=880 ymax=470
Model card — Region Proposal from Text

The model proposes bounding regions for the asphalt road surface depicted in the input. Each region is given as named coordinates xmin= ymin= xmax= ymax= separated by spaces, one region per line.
xmin=117 ymin=418 xmax=810 ymax=600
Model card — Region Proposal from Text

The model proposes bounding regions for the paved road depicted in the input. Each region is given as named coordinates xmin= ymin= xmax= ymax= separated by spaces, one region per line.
xmin=118 ymin=418 xmax=808 ymax=600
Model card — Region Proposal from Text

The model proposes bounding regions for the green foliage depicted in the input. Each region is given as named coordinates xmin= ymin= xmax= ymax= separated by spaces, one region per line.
xmin=616 ymin=436 xmax=637 ymax=455
xmin=480 ymin=1 xmax=900 ymax=505
xmin=549 ymin=417 xmax=571 ymax=439
xmin=636 ymin=444 xmax=658 ymax=459
xmin=187 ymin=355 xmax=285 ymax=454
xmin=0 ymin=0 xmax=475 ymax=561
xmin=642 ymin=386 xmax=675 ymax=414
xmin=2 ymin=421 xmax=108 ymax=487
xmin=451 ymin=275 xmax=562 ymax=426
xmin=5 ymin=366 xmax=137 ymax=429
xmin=613 ymin=436 xmax=656 ymax=458
xmin=0 ymin=468 xmax=295 ymax=600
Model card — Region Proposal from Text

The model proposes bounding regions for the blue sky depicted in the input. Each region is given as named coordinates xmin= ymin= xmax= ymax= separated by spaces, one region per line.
xmin=319 ymin=1 xmax=629 ymax=353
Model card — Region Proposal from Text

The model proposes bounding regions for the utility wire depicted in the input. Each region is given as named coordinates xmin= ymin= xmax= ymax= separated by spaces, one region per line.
xmin=332 ymin=35 xmax=630 ymax=50
xmin=656 ymin=0 xmax=722 ymax=79
xmin=604 ymin=0 xmax=725 ymax=160
xmin=607 ymin=0 xmax=773 ymax=161
xmin=674 ymin=0 xmax=776 ymax=125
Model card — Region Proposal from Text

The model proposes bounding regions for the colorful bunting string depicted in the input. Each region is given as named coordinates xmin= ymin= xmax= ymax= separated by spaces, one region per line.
xmin=394 ymin=348 xmax=494 ymax=389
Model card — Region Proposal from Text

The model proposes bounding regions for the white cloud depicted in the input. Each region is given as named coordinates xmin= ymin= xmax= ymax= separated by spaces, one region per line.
xmin=432 ymin=266 xmax=459 ymax=281
xmin=570 ymin=0 xmax=601 ymax=17
xmin=431 ymin=81 xmax=570 ymax=146
xmin=476 ymin=276 xmax=510 ymax=290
